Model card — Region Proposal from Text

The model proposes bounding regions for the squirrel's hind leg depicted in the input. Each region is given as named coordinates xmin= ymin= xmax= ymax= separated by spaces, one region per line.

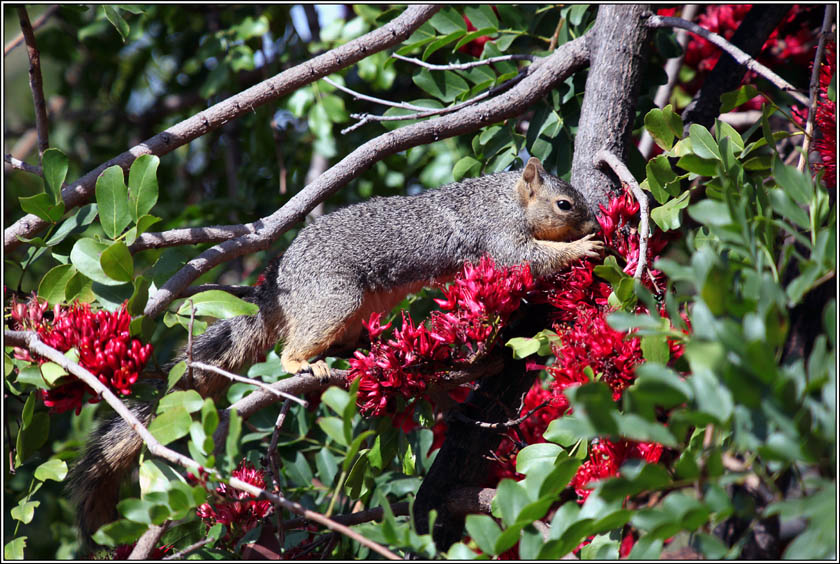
xmin=279 ymin=276 xmax=364 ymax=378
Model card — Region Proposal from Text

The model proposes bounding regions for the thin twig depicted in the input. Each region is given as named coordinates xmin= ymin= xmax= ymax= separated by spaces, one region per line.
xmin=594 ymin=149 xmax=649 ymax=280
xmin=323 ymin=76 xmax=431 ymax=112
xmin=453 ymin=400 xmax=551 ymax=429
xmin=646 ymin=14 xmax=809 ymax=106
xmin=4 ymin=5 xmax=58 ymax=56
xmin=267 ymin=400 xmax=291 ymax=550
xmin=797 ymin=5 xmax=835 ymax=173
xmin=392 ymin=52 xmax=535 ymax=71
xmin=17 ymin=6 xmax=50 ymax=158
xmin=188 ymin=361 xmax=308 ymax=407
xmin=342 ymin=65 xmax=532 ymax=134
xmin=4 ymin=154 xmax=43 ymax=176
xmin=162 ymin=537 xmax=214 ymax=560
xmin=5 ymin=329 xmax=401 ymax=561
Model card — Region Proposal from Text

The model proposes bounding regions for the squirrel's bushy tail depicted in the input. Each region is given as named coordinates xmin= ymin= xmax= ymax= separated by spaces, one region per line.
xmin=68 ymin=401 xmax=154 ymax=545
xmin=68 ymin=298 xmax=281 ymax=548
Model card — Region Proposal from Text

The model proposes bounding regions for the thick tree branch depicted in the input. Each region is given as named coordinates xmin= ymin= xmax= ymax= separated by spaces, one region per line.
xmin=4 ymin=5 xmax=440 ymax=252
xmin=17 ymin=6 xmax=50 ymax=159
xmin=144 ymin=36 xmax=591 ymax=319
xmin=571 ymin=5 xmax=651 ymax=207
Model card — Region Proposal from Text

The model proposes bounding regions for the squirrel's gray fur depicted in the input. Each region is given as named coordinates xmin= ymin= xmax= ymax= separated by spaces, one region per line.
xmin=68 ymin=157 xmax=602 ymax=547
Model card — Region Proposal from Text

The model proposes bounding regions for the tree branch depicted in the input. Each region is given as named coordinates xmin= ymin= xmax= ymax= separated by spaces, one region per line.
xmin=647 ymin=14 xmax=808 ymax=106
xmin=4 ymin=5 xmax=441 ymax=252
xmin=188 ymin=361 xmax=308 ymax=406
xmin=391 ymin=52 xmax=535 ymax=71
xmin=797 ymin=5 xmax=835 ymax=173
xmin=143 ymin=36 xmax=590 ymax=319
xmin=4 ymin=329 xmax=401 ymax=561
xmin=128 ymin=523 xmax=168 ymax=560
xmin=571 ymin=5 xmax=651 ymax=207
xmin=17 ymin=6 xmax=50 ymax=159
xmin=4 ymin=5 xmax=59 ymax=56
xmin=4 ymin=154 xmax=43 ymax=176
xmin=594 ymin=149 xmax=650 ymax=280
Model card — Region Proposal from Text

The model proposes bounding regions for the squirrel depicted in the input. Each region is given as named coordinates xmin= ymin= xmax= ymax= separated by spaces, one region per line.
xmin=68 ymin=157 xmax=603 ymax=545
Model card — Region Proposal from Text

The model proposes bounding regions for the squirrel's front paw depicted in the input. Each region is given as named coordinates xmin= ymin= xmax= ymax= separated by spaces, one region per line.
xmin=575 ymin=233 xmax=605 ymax=259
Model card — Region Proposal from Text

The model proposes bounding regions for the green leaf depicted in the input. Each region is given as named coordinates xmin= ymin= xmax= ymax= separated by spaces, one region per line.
xmin=148 ymin=406 xmax=191 ymax=445
xmin=37 ymin=264 xmax=76 ymax=305
xmin=95 ymin=165 xmax=131 ymax=238
xmin=11 ymin=500 xmax=40 ymax=524
xmin=127 ymin=276 xmax=151 ymax=316
xmin=318 ymin=416 xmax=348 ymax=447
xmin=167 ymin=361 xmax=186 ymax=392
xmin=92 ymin=519 xmax=147 ymax=547
xmin=40 ymin=362 xmax=67 ymax=386
xmin=772 ymin=157 xmax=813 ymax=205
xmin=19 ymin=193 xmax=65 ymax=223
xmin=34 ymin=458 xmax=68 ymax=481
xmin=516 ymin=442 xmax=562 ymax=475
xmin=158 ymin=390 xmax=204 ymax=414
xmin=465 ymin=5 xmax=498 ymax=29
xmin=689 ymin=123 xmax=721 ymax=161
xmin=413 ymin=69 xmax=469 ymax=103
xmin=544 ymin=413 xmax=595 ymax=446
xmin=688 ymin=199 xmax=732 ymax=227
xmin=452 ymin=156 xmax=482 ymax=180
xmin=4 ymin=537 xmax=27 ymax=559
xmin=222 ymin=409 xmax=242 ymax=473
xmin=321 ymin=386 xmax=351 ymax=417
xmin=495 ymin=478 xmax=530 ymax=526
xmin=650 ymin=190 xmax=691 ymax=231
xmin=16 ymin=412 xmax=49 ymax=465
xmin=99 ymin=241 xmax=134 ymax=283
xmin=714 ymin=120 xmax=744 ymax=151
xmin=128 ymin=154 xmax=160 ymax=221
xmin=42 ymin=148 xmax=69 ymax=205
xmin=176 ymin=290 xmax=259 ymax=319
xmin=428 ymin=8 xmax=466 ymax=34
xmin=644 ymin=105 xmax=682 ymax=151
xmin=422 ymin=30 xmax=465 ymax=60
xmin=719 ymin=84 xmax=759 ymax=113
xmin=641 ymin=335 xmax=670 ymax=363
xmin=44 ymin=203 xmax=98 ymax=247
xmin=767 ymin=189 xmax=810 ymax=230
xmin=103 ymin=5 xmax=130 ymax=41
xmin=464 ymin=514 xmax=500 ymax=555
xmin=645 ymin=156 xmax=678 ymax=204
xmin=505 ymin=336 xmax=541 ymax=359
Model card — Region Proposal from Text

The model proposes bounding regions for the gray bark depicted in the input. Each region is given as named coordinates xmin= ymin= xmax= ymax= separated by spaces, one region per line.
xmin=570 ymin=5 xmax=651 ymax=209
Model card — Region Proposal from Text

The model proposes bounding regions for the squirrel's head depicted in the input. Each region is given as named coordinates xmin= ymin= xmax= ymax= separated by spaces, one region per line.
xmin=516 ymin=157 xmax=599 ymax=241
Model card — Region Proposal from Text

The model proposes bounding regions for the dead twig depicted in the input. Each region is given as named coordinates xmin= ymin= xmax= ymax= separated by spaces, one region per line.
xmin=797 ymin=5 xmax=835 ymax=173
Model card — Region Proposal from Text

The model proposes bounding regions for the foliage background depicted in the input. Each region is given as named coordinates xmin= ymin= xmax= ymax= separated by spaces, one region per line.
xmin=3 ymin=4 xmax=836 ymax=560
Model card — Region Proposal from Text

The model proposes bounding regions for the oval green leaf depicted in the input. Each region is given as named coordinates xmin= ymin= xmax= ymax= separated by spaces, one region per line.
xmin=100 ymin=241 xmax=134 ymax=283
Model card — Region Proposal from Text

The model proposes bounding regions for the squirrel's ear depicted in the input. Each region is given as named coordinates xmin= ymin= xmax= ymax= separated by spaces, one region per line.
xmin=518 ymin=157 xmax=545 ymax=203
xmin=522 ymin=157 xmax=545 ymax=185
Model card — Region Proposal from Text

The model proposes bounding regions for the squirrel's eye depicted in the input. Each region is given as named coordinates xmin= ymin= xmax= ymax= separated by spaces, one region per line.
xmin=556 ymin=199 xmax=572 ymax=211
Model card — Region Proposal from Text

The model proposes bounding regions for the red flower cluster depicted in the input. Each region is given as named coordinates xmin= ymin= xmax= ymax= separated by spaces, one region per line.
xmin=570 ymin=438 xmax=664 ymax=501
xmin=349 ymin=257 xmax=534 ymax=418
xmin=196 ymin=460 xmax=274 ymax=544
xmin=490 ymin=189 xmax=682 ymax=498
xmin=9 ymin=295 xmax=152 ymax=414
xmin=795 ymin=40 xmax=836 ymax=188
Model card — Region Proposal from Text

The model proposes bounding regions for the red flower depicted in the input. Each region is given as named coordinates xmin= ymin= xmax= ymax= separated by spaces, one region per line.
xmin=570 ymin=438 xmax=664 ymax=501
xmin=7 ymin=296 xmax=153 ymax=414
xmin=349 ymin=257 xmax=534 ymax=419
xmin=196 ymin=460 xmax=274 ymax=545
